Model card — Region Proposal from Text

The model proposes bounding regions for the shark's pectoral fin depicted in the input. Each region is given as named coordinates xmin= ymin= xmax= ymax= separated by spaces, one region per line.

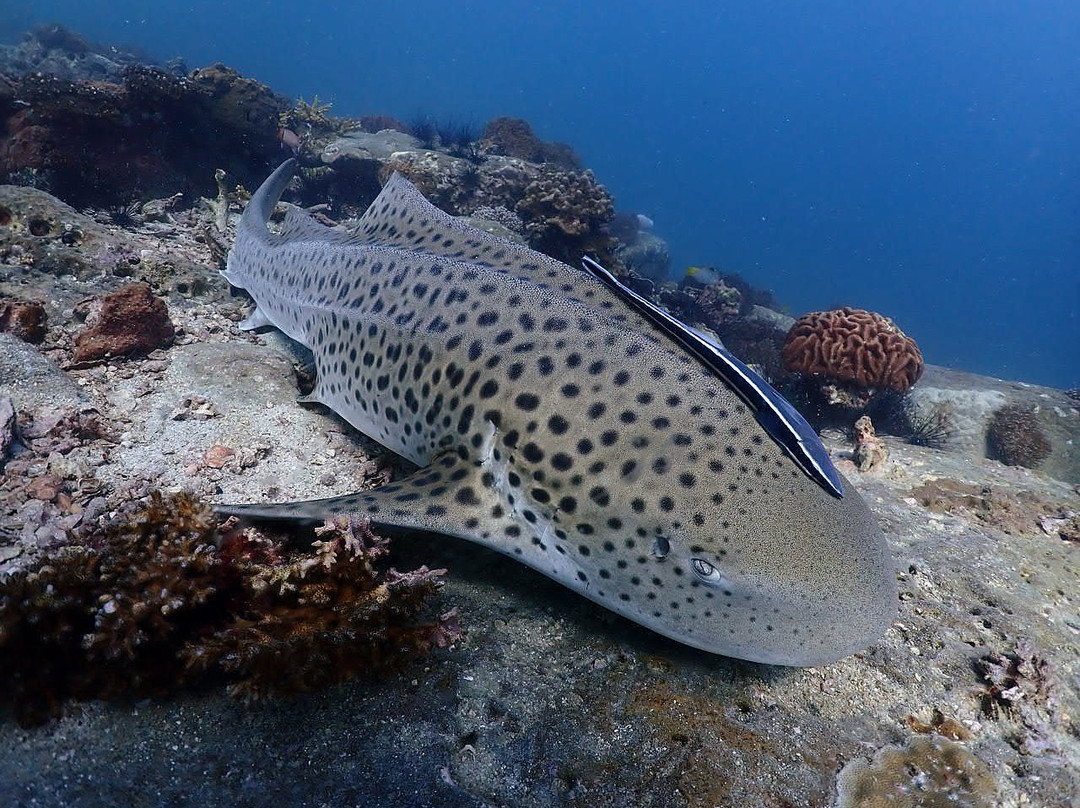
xmin=238 ymin=307 xmax=274 ymax=331
xmin=214 ymin=450 xmax=497 ymax=538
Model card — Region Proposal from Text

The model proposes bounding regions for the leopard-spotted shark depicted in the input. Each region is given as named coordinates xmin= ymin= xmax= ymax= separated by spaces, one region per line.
xmin=217 ymin=158 xmax=895 ymax=666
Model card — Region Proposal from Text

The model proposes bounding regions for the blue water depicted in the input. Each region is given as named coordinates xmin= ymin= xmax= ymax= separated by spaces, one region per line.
xmin=16 ymin=1 xmax=1080 ymax=388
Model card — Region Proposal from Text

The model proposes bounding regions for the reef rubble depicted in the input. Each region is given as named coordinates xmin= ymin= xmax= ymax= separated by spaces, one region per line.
xmin=0 ymin=38 xmax=1078 ymax=808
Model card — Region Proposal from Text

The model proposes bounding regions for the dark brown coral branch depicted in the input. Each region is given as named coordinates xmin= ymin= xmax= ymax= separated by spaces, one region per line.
xmin=0 ymin=493 xmax=460 ymax=726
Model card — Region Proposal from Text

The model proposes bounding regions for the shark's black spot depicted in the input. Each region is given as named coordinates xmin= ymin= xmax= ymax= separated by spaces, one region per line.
xmin=455 ymin=487 xmax=480 ymax=506
xmin=551 ymin=453 xmax=573 ymax=471
xmin=548 ymin=414 xmax=569 ymax=435
xmin=543 ymin=317 xmax=568 ymax=333
xmin=514 ymin=392 xmax=539 ymax=411
xmin=558 ymin=495 xmax=577 ymax=513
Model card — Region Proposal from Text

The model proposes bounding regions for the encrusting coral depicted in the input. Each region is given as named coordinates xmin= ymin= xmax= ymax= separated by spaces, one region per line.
xmin=835 ymin=735 xmax=997 ymax=808
xmin=986 ymin=403 xmax=1052 ymax=469
xmin=0 ymin=492 xmax=460 ymax=726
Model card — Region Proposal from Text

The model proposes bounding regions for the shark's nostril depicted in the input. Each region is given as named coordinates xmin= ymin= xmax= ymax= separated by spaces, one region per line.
xmin=651 ymin=535 xmax=670 ymax=559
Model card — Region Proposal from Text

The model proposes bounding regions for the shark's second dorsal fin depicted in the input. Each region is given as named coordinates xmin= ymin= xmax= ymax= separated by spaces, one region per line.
xmin=276 ymin=205 xmax=351 ymax=243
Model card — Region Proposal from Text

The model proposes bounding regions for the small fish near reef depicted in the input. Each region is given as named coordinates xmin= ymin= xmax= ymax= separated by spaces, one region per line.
xmin=218 ymin=159 xmax=896 ymax=666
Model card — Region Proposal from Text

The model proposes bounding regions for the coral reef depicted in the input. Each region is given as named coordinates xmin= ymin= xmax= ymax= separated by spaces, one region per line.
xmin=480 ymin=116 xmax=580 ymax=169
xmin=712 ymin=316 xmax=788 ymax=383
xmin=835 ymin=735 xmax=996 ymax=808
xmin=782 ymin=306 xmax=924 ymax=393
xmin=0 ymin=24 xmax=159 ymax=83
xmin=986 ymin=403 xmax=1052 ymax=469
xmin=0 ymin=296 xmax=46 ymax=343
xmin=0 ymin=492 xmax=459 ymax=725
xmin=613 ymin=232 xmax=670 ymax=282
xmin=72 ymin=282 xmax=176 ymax=364
xmin=0 ymin=62 xmax=288 ymax=206
xmin=515 ymin=168 xmax=614 ymax=263
xmin=851 ymin=415 xmax=888 ymax=472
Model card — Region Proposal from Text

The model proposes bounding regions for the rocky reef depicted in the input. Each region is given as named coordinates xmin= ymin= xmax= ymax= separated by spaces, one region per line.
xmin=1 ymin=25 xmax=1078 ymax=808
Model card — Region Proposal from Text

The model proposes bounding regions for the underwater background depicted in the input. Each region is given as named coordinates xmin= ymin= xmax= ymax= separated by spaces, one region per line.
xmin=5 ymin=0 xmax=1079 ymax=388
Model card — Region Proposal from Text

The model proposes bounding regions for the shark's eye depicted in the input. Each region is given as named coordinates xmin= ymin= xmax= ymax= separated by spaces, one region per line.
xmin=691 ymin=558 xmax=724 ymax=586
xmin=651 ymin=535 xmax=670 ymax=559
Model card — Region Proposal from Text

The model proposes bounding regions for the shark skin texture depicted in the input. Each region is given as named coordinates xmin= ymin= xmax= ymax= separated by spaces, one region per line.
xmin=217 ymin=159 xmax=896 ymax=667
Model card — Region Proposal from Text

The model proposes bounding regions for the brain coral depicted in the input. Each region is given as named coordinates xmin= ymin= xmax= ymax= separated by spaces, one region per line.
xmin=782 ymin=306 xmax=923 ymax=392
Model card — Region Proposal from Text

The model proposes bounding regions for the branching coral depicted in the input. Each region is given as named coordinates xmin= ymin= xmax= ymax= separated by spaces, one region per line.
xmin=986 ymin=403 xmax=1051 ymax=468
xmin=0 ymin=492 xmax=460 ymax=725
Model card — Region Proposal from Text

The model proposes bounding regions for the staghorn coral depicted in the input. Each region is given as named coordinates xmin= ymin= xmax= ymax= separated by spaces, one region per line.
xmin=515 ymin=168 xmax=614 ymax=264
xmin=986 ymin=403 xmax=1051 ymax=469
xmin=782 ymin=306 xmax=924 ymax=393
xmin=0 ymin=492 xmax=459 ymax=726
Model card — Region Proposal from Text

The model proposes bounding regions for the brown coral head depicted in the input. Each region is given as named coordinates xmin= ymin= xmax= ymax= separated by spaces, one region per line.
xmin=782 ymin=306 xmax=923 ymax=392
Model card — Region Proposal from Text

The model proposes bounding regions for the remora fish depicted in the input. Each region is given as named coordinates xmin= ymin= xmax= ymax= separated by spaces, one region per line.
xmin=218 ymin=159 xmax=896 ymax=666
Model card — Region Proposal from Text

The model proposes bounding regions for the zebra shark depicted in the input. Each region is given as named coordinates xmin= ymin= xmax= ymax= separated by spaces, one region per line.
xmin=217 ymin=158 xmax=896 ymax=666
